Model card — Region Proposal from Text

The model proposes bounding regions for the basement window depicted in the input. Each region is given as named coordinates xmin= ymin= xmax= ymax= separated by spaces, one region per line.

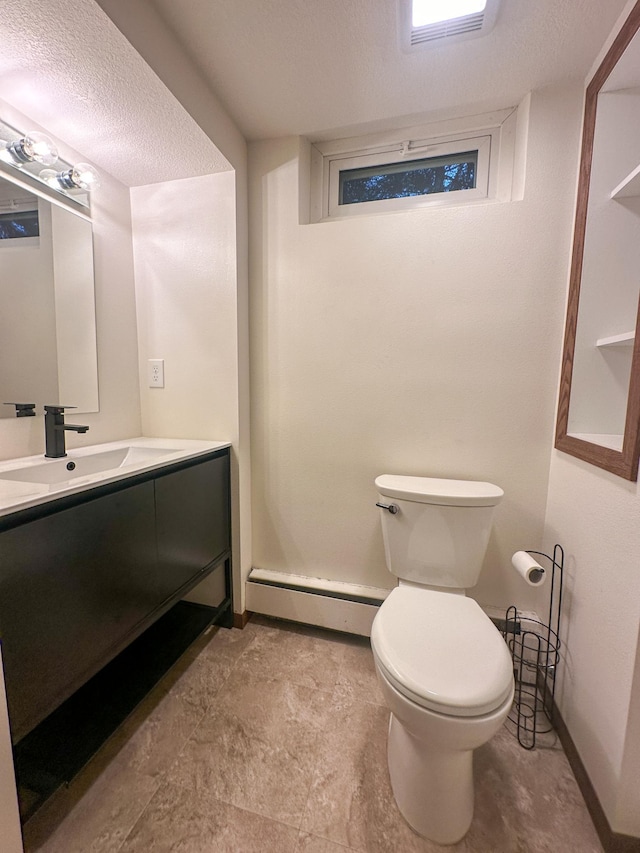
xmin=308 ymin=104 xmax=527 ymax=223
xmin=322 ymin=133 xmax=491 ymax=218
xmin=339 ymin=149 xmax=479 ymax=206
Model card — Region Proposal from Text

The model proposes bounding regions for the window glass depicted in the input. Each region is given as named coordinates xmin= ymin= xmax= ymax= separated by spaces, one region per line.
xmin=339 ymin=151 xmax=478 ymax=205
xmin=0 ymin=209 xmax=39 ymax=240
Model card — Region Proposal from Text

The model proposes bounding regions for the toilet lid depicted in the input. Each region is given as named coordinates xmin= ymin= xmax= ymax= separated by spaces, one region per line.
xmin=371 ymin=587 xmax=514 ymax=717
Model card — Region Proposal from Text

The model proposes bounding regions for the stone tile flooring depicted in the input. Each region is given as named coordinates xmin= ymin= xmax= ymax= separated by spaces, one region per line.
xmin=23 ymin=616 xmax=603 ymax=853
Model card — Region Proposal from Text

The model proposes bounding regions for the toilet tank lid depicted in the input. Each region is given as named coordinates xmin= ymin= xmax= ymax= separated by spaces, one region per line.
xmin=375 ymin=475 xmax=504 ymax=506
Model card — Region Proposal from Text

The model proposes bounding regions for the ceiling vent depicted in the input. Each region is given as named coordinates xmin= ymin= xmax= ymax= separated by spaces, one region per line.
xmin=412 ymin=12 xmax=484 ymax=46
xmin=401 ymin=0 xmax=500 ymax=51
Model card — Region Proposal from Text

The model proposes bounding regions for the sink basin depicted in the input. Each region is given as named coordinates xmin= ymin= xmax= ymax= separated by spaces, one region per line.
xmin=0 ymin=446 xmax=174 ymax=485
xmin=0 ymin=437 xmax=230 ymax=517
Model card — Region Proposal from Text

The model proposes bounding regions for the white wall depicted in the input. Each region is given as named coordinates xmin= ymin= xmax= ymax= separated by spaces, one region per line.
xmin=96 ymin=0 xmax=253 ymax=615
xmin=543 ymin=0 xmax=640 ymax=835
xmin=248 ymin=84 xmax=583 ymax=615
xmin=544 ymin=457 xmax=640 ymax=835
xmin=131 ymin=172 xmax=246 ymax=609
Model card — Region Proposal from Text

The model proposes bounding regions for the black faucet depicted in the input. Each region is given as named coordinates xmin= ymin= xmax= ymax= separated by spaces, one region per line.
xmin=44 ymin=405 xmax=89 ymax=458
xmin=3 ymin=402 xmax=36 ymax=418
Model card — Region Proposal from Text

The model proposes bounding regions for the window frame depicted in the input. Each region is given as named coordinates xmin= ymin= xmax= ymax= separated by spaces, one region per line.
xmin=307 ymin=104 xmax=527 ymax=224
xmin=327 ymin=134 xmax=491 ymax=217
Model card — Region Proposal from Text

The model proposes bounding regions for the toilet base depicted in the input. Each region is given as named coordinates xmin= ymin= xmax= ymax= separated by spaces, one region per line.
xmin=387 ymin=712 xmax=474 ymax=845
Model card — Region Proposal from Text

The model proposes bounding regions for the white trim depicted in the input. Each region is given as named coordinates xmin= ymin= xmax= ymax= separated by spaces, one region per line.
xmin=246 ymin=580 xmax=380 ymax=637
xmin=245 ymin=576 xmax=541 ymax=640
xmin=249 ymin=567 xmax=390 ymax=601
xmin=313 ymin=108 xmax=513 ymax=156
xmin=0 ymin=235 xmax=39 ymax=249
xmin=327 ymin=134 xmax=491 ymax=218
xmin=310 ymin=106 xmax=524 ymax=222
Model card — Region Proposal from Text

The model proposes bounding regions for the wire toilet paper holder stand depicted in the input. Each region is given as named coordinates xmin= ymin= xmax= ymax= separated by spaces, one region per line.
xmin=502 ymin=543 xmax=564 ymax=749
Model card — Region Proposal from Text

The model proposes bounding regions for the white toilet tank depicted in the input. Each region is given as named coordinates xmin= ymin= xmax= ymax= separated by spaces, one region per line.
xmin=375 ymin=475 xmax=504 ymax=589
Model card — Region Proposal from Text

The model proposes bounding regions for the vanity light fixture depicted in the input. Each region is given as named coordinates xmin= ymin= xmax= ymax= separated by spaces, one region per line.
xmin=39 ymin=162 xmax=100 ymax=193
xmin=0 ymin=131 xmax=58 ymax=167
xmin=0 ymin=118 xmax=97 ymax=211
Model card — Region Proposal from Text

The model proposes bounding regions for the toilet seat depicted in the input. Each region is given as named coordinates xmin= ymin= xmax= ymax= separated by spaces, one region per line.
xmin=371 ymin=586 xmax=514 ymax=718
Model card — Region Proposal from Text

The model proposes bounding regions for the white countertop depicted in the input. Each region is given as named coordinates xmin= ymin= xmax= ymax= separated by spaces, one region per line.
xmin=0 ymin=437 xmax=230 ymax=518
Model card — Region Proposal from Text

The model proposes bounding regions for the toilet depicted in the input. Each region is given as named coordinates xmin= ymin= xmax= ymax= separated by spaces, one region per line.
xmin=371 ymin=474 xmax=514 ymax=845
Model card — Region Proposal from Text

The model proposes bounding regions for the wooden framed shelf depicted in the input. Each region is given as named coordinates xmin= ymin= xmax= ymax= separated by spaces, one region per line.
xmin=611 ymin=163 xmax=640 ymax=199
xmin=595 ymin=331 xmax=635 ymax=347
xmin=556 ymin=2 xmax=640 ymax=482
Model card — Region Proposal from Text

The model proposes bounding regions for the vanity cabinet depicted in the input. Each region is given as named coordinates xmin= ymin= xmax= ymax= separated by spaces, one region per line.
xmin=0 ymin=448 xmax=231 ymax=743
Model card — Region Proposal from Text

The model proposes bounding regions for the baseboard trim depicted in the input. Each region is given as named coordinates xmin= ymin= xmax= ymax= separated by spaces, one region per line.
xmin=552 ymin=701 xmax=640 ymax=852
xmin=245 ymin=578 xmax=381 ymax=636
xmin=232 ymin=610 xmax=252 ymax=630
xmin=248 ymin=569 xmax=390 ymax=603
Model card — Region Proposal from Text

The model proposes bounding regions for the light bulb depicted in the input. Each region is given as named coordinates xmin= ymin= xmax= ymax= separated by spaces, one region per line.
xmin=38 ymin=168 xmax=61 ymax=189
xmin=1 ymin=131 xmax=58 ymax=166
xmin=39 ymin=162 xmax=100 ymax=193
xmin=69 ymin=162 xmax=100 ymax=191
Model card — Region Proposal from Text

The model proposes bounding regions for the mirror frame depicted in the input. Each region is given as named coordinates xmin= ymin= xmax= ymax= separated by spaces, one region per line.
xmin=555 ymin=0 xmax=640 ymax=481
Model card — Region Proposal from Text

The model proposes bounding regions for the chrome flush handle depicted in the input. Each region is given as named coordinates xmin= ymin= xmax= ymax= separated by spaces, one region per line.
xmin=376 ymin=502 xmax=399 ymax=514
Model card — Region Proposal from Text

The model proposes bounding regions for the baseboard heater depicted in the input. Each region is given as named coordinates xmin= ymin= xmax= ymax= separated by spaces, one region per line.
xmin=246 ymin=569 xmax=389 ymax=637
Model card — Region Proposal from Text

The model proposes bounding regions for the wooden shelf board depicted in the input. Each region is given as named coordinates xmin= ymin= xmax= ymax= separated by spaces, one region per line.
xmin=595 ymin=331 xmax=635 ymax=347
xmin=611 ymin=163 xmax=640 ymax=199
xmin=568 ymin=432 xmax=624 ymax=451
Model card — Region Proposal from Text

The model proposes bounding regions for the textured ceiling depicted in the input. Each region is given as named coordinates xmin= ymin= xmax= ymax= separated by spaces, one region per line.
xmin=149 ymin=0 xmax=630 ymax=141
xmin=0 ymin=0 xmax=631 ymax=185
xmin=0 ymin=0 xmax=230 ymax=187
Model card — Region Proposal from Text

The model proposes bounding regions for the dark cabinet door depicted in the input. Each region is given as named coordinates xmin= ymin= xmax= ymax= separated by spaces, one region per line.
xmin=0 ymin=482 xmax=159 ymax=739
xmin=0 ymin=451 xmax=231 ymax=742
xmin=155 ymin=454 xmax=230 ymax=589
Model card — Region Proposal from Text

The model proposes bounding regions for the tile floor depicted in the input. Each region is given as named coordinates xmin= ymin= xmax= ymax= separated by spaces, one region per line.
xmin=22 ymin=615 xmax=603 ymax=853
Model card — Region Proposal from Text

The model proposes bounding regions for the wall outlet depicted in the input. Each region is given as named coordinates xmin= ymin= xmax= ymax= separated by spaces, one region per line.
xmin=148 ymin=358 xmax=165 ymax=388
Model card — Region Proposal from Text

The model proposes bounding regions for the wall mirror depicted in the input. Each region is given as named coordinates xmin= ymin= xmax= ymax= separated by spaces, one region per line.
xmin=556 ymin=1 xmax=640 ymax=480
xmin=0 ymin=169 xmax=98 ymax=419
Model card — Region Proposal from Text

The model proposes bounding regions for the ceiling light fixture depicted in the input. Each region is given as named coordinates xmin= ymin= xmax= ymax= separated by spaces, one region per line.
xmin=412 ymin=0 xmax=487 ymax=27
xmin=405 ymin=0 xmax=500 ymax=49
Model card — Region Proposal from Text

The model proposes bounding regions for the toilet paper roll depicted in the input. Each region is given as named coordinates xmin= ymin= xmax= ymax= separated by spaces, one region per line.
xmin=511 ymin=551 xmax=546 ymax=586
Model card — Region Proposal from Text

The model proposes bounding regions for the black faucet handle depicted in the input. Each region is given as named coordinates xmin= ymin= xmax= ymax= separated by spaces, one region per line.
xmin=44 ymin=405 xmax=77 ymax=414
xmin=4 ymin=402 xmax=36 ymax=417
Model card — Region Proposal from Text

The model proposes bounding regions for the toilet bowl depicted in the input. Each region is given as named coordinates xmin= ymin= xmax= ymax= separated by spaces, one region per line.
xmin=372 ymin=474 xmax=513 ymax=844
xmin=371 ymin=585 xmax=514 ymax=844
